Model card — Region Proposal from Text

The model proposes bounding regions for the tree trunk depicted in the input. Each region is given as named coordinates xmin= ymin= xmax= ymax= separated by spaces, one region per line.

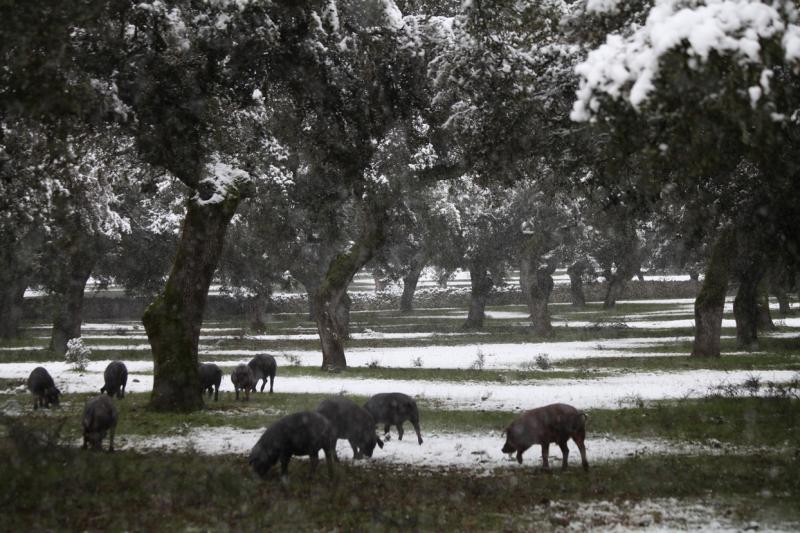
xmin=315 ymin=208 xmax=386 ymax=370
xmin=734 ymin=261 xmax=765 ymax=351
xmin=49 ymin=265 xmax=94 ymax=357
xmin=143 ymin=196 xmax=239 ymax=412
xmin=435 ymin=268 xmax=452 ymax=288
xmin=400 ymin=259 xmax=425 ymax=313
xmin=521 ymin=254 xmax=556 ymax=336
xmin=0 ymin=276 xmax=28 ymax=340
xmin=0 ymin=231 xmax=41 ymax=339
xmin=463 ymin=264 xmax=492 ymax=329
xmin=373 ymin=268 xmax=388 ymax=292
xmin=603 ymin=272 xmax=627 ymax=309
xmin=692 ymin=228 xmax=735 ymax=357
xmin=756 ymin=278 xmax=775 ymax=331
xmin=247 ymin=293 xmax=270 ymax=331
xmin=567 ymin=260 xmax=588 ymax=309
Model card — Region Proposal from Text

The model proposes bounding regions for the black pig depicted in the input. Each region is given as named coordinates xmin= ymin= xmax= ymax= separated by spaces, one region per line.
xmin=317 ymin=397 xmax=383 ymax=460
xmin=27 ymin=367 xmax=61 ymax=409
xmin=364 ymin=392 xmax=423 ymax=444
xmin=231 ymin=364 xmax=255 ymax=401
xmin=247 ymin=354 xmax=277 ymax=393
xmin=249 ymin=411 xmax=336 ymax=482
xmin=100 ymin=361 xmax=128 ymax=399
xmin=199 ymin=363 xmax=223 ymax=401
xmin=82 ymin=395 xmax=118 ymax=452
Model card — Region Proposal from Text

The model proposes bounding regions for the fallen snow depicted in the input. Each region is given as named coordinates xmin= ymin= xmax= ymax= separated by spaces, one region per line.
xmin=1 ymin=361 xmax=795 ymax=411
xmin=111 ymin=426 xmax=764 ymax=473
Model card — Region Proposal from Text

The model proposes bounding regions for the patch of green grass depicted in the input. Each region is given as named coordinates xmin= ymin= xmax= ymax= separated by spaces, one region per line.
xmin=563 ymin=353 xmax=800 ymax=373
xmin=1 ymin=428 xmax=798 ymax=531
xmin=587 ymin=397 xmax=800 ymax=446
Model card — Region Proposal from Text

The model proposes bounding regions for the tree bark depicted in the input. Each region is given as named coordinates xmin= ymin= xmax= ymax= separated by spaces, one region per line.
xmin=603 ymin=268 xmax=635 ymax=309
xmin=247 ymin=292 xmax=270 ymax=331
xmin=0 ymin=231 xmax=41 ymax=339
xmin=521 ymin=254 xmax=556 ymax=336
xmin=315 ymin=208 xmax=386 ymax=370
xmin=400 ymin=258 xmax=425 ymax=313
xmin=48 ymin=235 xmax=97 ymax=357
xmin=143 ymin=196 xmax=240 ymax=412
xmin=463 ymin=264 xmax=492 ymax=329
xmin=0 ymin=274 xmax=28 ymax=340
xmin=733 ymin=257 xmax=765 ymax=351
xmin=756 ymin=277 xmax=775 ymax=331
xmin=49 ymin=263 xmax=94 ymax=357
xmin=692 ymin=228 xmax=735 ymax=357
xmin=567 ymin=260 xmax=588 ymax=309
xmin=372 ymin=268 xmax=388 ymax=292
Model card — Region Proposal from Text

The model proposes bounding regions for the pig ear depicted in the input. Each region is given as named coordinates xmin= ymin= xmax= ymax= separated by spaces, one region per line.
xmin=377 ymin=436 xmax=384 ymax=448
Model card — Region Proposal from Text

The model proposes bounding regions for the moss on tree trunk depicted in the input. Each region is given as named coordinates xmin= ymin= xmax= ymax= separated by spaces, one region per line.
xmin=315 ymin=208 xmax=385 ymax=371
xmin=143 ymin=196 xmax=239 ymax=412
xmin=692 ymin=228 xmax=735 ymax=357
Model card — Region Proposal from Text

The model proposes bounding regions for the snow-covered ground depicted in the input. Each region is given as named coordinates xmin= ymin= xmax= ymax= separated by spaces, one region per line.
xmin=1 ymin=360 xmax=795 ymax=411
xmin=107 ymin=425 xmax=760 ymax=471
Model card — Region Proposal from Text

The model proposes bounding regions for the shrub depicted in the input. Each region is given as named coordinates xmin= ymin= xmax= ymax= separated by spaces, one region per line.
xmin=65 ymin=338 xmax=91 ymax=372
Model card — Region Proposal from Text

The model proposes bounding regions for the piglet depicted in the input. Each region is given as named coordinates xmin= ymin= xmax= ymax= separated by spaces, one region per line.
xmin=247 ymin=354 xmax=277 ymax=393
xmin=27 ymin=367 xmax=61 ymax=409
xmin=231 ymin=364 xmax=256 ymax=401
xmin=501 ymin=403 xmax=589 ymax=471
xmin=249 ymin=411 xmax=336 ymax=482
xmin=82 ymin=395 xmax=118 ymax=452
xmin=100 ymin=361 xmax=128 ymax=399
xmin=364 ymin=392 xmax=423 ymax=444
xmin=199 ymin=363 xmax=223 ymax=401
xmin=317 ymin=397 xmax=383 ymax=460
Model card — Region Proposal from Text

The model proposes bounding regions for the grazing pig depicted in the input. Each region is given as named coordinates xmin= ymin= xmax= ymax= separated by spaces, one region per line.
xmin=501 ymin=403 xmax=589 ymax=471
xmin=316 ymin=397 xmax=383 ymax=460
xmin=82 ymin=395 xmax=118 ymax=452
xmin=247 ymin=354 xmax=277 ymax=393
xmin=199 ymin=363 xmax=222 ymax=401
xmin=26 ymin=367 xmax=61 ymax=409
xmin=249 ymin=411 xmax=336 ymax=482
xmin=231 ymin=364 xmax=256 ymax=401
xmin=363 ymin=392 xmax=423 ymax=445
xmin=100 ymin=361 xmax=128 ymax=399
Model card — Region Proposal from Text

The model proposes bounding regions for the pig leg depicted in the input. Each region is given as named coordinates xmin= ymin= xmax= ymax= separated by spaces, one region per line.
xmin=121 ymin=384 xmax=126 ymax=398
xmin=309 ymin=453 xmax=319 ymax=477
xmin=214 ymin=385 xmax=219 ymax=401
xmin=235 ymin=387 xmax=240 ymax=401
xmin=324 ymin=447 xmax=335 ymax=479
xmin=541 ymin=442 xmax=550 ymax=470
xmin=245 ymin=388 xmax=250 ymax=401
xmin=109 ymin=426 xmax=116 ymax=453
xmin=260 ymin=378 xmax=266 ymax=393
xmin=397 ymin=422 xmax=404 ymax=441
xmin=516 ymin=450 xmax=524 ymax=464
xmin=349 ymin=440 xmax=361 ymax=460
xmin=573 ymin=432 xmax=589 ymax=471
xmin=269 ymin=374 xmax=274 ymax=394
xmin=383 ymin=424 xmax=391 ymax=438
xmin=280 ymin=454 xmax=291 ymax=482
xmin=558 ymin=440 xmax=569 ymax=470
xmin=410 ymin=415 xmax=423 ymax=445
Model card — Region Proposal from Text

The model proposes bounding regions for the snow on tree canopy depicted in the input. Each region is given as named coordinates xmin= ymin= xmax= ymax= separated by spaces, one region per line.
xmin=571 ymin=0 xmax=800 ymax=122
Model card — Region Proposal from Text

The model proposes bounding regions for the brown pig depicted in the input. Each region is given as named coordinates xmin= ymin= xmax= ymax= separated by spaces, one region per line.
xmin=501 ymin=403 xmax=588 ymax=471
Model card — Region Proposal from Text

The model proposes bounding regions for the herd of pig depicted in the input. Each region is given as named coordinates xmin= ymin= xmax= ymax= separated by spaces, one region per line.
xmin=25 ymin=355 xmax=590 ymax=482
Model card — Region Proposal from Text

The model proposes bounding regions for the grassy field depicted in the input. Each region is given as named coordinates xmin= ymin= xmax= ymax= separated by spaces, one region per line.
xmin=2 ymin=296 xmax=799 ymax=530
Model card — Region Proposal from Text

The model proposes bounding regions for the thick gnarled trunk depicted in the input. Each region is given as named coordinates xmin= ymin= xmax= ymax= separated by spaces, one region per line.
xmin=521 ymin=254 xmax=556 ymax=336
xmin=400 ymin=255 xmax=425 ymax=313
xmin=0 ymin=276 xmax=28 ymax=340
xmin=143 ymin=197 xmax=239 ymax=412
xmin=567 ymin=260 xmax=588 ymax=309
xmin=315 ymin=209 xmax=385 ymax=370
xmin=49 ymin=261 xmax=94 ymax=357
xmin=464 ymin=264 xmax=492 ymax=330
xmin=1 ymin=231 xmax=41 ymax=339
xmin=734 ymin=256 xmax=765 ymax=351
xmin=692 ymin=228 xmax=735 ymax=357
